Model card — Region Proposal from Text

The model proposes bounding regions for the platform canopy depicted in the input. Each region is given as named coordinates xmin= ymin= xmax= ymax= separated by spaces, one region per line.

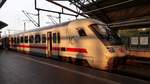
xmin=0 ymin=0 xmax=6 ymax=8
xmin=0 ymin=21 xmax=7 ymax=29
xmin=48 ymin=0 xmax=150 ymax=30
xmin=0 ymin=0 xmax=7 ymax=29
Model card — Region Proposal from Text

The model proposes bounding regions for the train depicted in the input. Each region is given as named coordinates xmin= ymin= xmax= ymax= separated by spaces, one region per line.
xmin=2 ymin=19 xmax=127 ymax=71
xmin=0 ymin=38 xmax=1 ymax=48
xmin=0 ymin=31 xmax=2 ymax=48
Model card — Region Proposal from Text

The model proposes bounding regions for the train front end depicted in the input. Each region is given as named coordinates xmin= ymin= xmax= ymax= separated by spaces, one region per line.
xmin=89 ymin=22 xmax=127 ymax=70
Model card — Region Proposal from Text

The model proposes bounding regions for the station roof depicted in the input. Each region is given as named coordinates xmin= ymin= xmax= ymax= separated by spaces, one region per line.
xmin=68 ymin=0 xmax=150 ymax=30
xmin=0 ymin=0 xmax=7 ymax=29
xmin=0 ymin=21 xmax=7 ymax=29
xmin=0 ymin=0 xmax=6 ymax=8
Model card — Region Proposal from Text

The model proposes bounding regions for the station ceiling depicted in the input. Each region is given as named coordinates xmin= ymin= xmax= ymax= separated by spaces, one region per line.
xmin=1 ymin=0 xmax=149 ymax=30
xmin=0 ymin=21 xmax=7 ymax=29
xmin=0 ymin=0 xmax=6 ymax=8
xmin=0 ymin=0 xmax=7 ymax=29
xmin=67 ymin=0 xmax=150 ymax=30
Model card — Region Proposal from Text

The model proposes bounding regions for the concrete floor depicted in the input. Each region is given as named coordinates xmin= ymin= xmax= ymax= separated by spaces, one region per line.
xmin=0 ymin=50 xmax=150 ymax=84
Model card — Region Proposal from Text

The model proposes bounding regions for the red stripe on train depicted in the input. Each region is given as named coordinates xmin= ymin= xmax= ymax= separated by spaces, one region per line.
xmin=12 ymin=45 xmax=47 ymax=50
xmin=52 ymin=47 xmax=87 ymax=53
xmin=12 ymin=45 xmax=87 ymax=53
xmin=67 ymin=48 xmax=87 ymax=53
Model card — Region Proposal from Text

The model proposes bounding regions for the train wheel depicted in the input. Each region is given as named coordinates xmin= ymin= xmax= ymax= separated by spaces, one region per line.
xmin=107 ymin=58 xmax=119 ymax=72
xmin=62 ymin=57 xmax=66 ymax=61
xmin=58 ymin=56 xmax=62 ymax=61
xmin=66 ymin=57 xmax=70 ymax=62
xmin=68 ymin=57 xmax=72 ymax=63
xmin=76 ymin=58 xmax=82 ymax=65
xmin=71 ymin=58 xmax=76 ymax=64
xmin=62 ymin=57 xmax=70 ymax=62
xmin=82 ymin=60 xmax=89 ymax=67
xmin=109 ymin=57 xmax=126 ymax=72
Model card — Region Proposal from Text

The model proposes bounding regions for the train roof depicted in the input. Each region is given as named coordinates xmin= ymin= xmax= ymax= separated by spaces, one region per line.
xmin=12 ymin=20 xmax=71 ymax=36
xmin=27 ymin=21 xmax=70 ymax=33
xmin=11 ymin=18 xmax=103 ymax=36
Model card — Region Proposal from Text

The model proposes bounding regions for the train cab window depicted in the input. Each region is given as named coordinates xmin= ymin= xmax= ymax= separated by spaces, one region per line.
xmin=77 ymin=29 xmax=87 ymax=37
xmin=24 ymin=36 xmax=28 ymax=43
xmin=89 ymin=24 xmax=122 ymax=45
xmin=42 ymin=34 xmax=46 ymax=43
xmin=29 ymin=35 xmax=34 ymax=43
xmin=35 ymin=35 xmax=41 ymax=43
xmin=21 ymin=37 xmax=24 ymax=43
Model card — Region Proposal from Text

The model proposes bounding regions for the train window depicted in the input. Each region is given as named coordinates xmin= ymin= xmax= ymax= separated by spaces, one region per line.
xmin=24 ymin=36 xmax=28 ymax=43
xmin=90 ymin=24 xmax=107 ymax=36
xmin=89 ymin=24 xmax=122 ymax=45
xmin=14 ymin=37 xmax=17 ymax=43
xmin=13 ymin=37 xmax=15 ymax=43
xmin=58 ymin=32 xmax=60 ymax=43
xmin=16 ymin=37 xmax=18 ymax=43
xmin=13 ymin=37 xmax=14 ymax=43
xmin=17 ymin=37 xmax=19 ymax=43
xmin=11 ymin=37 xmax=13 ymax=43
xmin=52 ymin=33 xmax=60 ymax=43
xmin=21 ymin=37 xmax=24 ymax=43
xmin=78 ymin=29 xmax=87 ymax=36
xmin=35 ymin=35 xmax=41 ymax=43
xmin=53 ymin=33 xmax=57 ymax=43
xmin=42 ymin=34 xmax=46 ymax=43
xmin=29 ymin=35 xmax=34 ymax=43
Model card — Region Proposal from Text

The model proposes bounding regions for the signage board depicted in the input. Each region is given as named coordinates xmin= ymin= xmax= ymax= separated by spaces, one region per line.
xmin=131 ymin=37 xmax=138 ymax=45
xmin=140 ymin=37 xmax=148 ymax=45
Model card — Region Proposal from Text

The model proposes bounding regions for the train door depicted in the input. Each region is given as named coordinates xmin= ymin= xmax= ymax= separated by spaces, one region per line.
xmin=51 ymin=31 xmax=60 ymax=59
xmin=47 ymin=31 xmax=60 ymax=58
xmin=47 ymin=32 xmax=52 ymax=57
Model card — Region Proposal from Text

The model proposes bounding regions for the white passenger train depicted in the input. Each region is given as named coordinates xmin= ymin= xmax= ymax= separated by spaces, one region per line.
xmin=7 ymin=19 xmax=126 ymax=70
xmin=0 ymin=38 xmax=2 ymax=48
xmin=0 ymin=32 xmax=2 ymax=48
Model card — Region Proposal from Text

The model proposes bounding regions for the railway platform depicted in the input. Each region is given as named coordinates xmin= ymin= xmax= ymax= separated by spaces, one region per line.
xmin=0 ymin=49 xmax=150 ymax=84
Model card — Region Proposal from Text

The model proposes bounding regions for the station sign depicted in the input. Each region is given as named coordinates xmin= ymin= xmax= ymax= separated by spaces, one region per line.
xmin=140 ymin=36 xmax=148 ymax=45
xmin=131 ymin=37 xmax=138 ymax=45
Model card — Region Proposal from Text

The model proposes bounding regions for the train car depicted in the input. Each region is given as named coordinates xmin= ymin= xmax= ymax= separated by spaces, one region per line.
xmin=7 ymin=19 xmax=127 ymax=70
xmin=0 ymin=32 xmax=2 ymax=48
xmin=0 ymin=38 xmax=2 ymax=48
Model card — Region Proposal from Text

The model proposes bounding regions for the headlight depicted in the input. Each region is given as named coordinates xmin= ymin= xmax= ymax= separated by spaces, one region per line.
xmin=107 ymin=47 xmax=115 ymax=53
